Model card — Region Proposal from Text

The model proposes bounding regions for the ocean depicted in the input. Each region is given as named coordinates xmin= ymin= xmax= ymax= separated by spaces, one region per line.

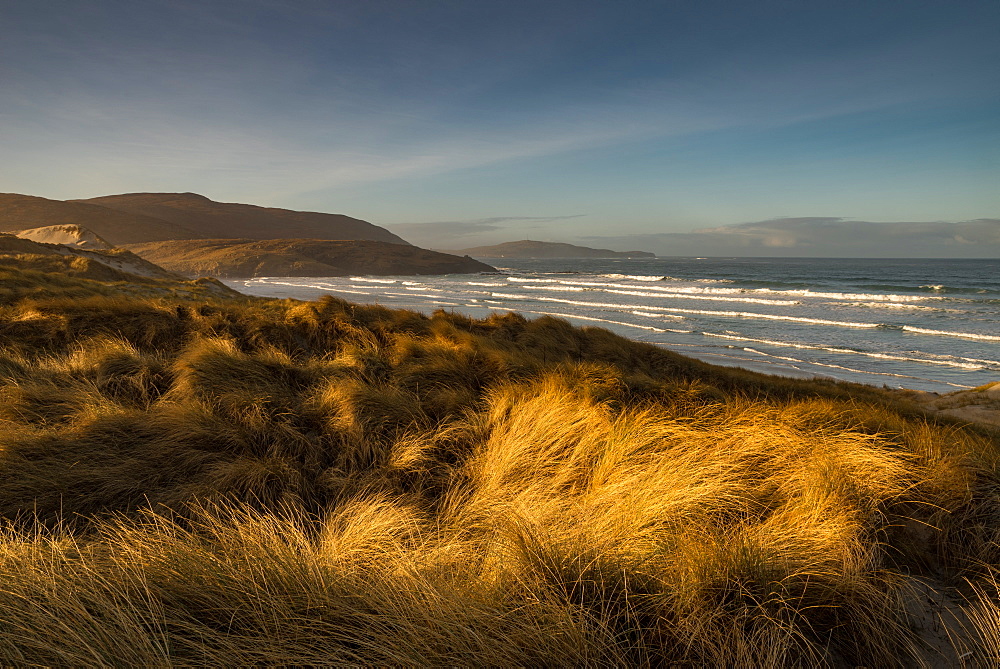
xmin=225 ymin=257 xmax=1000 ymax=394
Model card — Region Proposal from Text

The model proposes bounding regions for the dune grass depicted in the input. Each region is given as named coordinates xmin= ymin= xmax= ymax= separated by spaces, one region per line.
xmin=0 ymin=269 xmax=998 ymax=665
xmin=0 ymin=254 xmax=237 ymax=304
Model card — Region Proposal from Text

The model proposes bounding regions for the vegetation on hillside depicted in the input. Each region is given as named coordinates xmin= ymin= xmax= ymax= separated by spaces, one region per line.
xmin=0 ymin=253 xmax=239 ymax=303
xmin=123 ymin=237 xmax=495 ymax=278
xmin=0 ymin=263 xmax=998 ymax=665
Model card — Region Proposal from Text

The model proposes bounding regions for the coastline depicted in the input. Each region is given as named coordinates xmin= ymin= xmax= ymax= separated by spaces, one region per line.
xmin=224 ymin=257 xmax=1000 ymax=395
xmin=222 ymin=277 xmax=1000 ymax=430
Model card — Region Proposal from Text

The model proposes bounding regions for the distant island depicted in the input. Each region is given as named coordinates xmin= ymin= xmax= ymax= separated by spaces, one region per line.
xmin=448 ymin=240 xmax=656 ymax=259
xmin=123 ymin=238 xmax=494 ymax=278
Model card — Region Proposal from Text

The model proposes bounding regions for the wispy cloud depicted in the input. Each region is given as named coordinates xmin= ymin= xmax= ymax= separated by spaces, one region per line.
xmin=390 ymin=215 xmax=585 ymax=247
xmin=583 ymin=218 xmax=1000 ymax=258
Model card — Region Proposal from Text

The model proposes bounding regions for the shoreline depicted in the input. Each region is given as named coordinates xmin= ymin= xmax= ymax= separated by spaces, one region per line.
xmin=224 ymin=257 xmax=998 ymax=396
xmin=223 ymin=279 xmax=1000 ymax=429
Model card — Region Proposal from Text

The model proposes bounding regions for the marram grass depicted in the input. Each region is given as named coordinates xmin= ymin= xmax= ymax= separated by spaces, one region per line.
xmin=0 ymin=272 xmax=998 ymax=665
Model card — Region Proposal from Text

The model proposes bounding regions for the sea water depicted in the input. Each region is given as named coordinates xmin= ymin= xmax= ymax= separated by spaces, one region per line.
xmin=226 ymin=257 xmax=1000 ymax=394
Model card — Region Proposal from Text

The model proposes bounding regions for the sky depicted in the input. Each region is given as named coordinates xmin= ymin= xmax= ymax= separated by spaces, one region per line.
xmin=1 ymin=0 xmax=998 ymax=256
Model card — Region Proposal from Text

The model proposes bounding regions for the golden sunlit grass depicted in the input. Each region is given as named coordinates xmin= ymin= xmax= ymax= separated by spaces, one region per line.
xmin=0 ymin=265 xmax=998 ymax=665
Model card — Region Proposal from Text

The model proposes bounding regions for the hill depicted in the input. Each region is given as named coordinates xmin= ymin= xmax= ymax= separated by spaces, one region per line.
xmin=451 ymin=240 xmax=656 ymax=258
xmin=124 ymin=238 xmax=495 ymax=278
xmin=0 ymin=193 xmax=201 ymax=245
xmin=78 ymin=192 xmax=409 ymax=245
xmin=13 ymin=224 xmax=113 ymax=249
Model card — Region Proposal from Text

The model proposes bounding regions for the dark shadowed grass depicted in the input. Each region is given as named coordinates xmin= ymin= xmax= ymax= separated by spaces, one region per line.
xmin=0 ymin=266 xmax=998 ymax=665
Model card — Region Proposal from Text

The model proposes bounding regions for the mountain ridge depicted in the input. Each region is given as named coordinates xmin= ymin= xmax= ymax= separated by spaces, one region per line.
xmin=76 ymin=192 xmax=409 ymax=245
xmin=2 ymin=192 xmax=409 ymax=247
xmin=0 ymin=193 xmax=203 ymax=245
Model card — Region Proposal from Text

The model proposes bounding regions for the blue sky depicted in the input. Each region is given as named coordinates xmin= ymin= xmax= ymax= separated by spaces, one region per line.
xmin=1 ymin=0 xmax=998 ymax=254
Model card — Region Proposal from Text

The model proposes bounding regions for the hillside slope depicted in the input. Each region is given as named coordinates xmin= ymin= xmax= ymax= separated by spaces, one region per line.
xmin=124 ymin=238 xmax=495 ymax=278
xmin=0 ymin=193 xmax=201 ymax=244
xmin=0 ymin=232 xmax=182 ymax=280
xmin=452 ymin=240 xmax=656 ymax=258
xmin=79 ymin=192 xmax=410 ymax=244
xmin=0 ymin=235 xmax=241 ymax=302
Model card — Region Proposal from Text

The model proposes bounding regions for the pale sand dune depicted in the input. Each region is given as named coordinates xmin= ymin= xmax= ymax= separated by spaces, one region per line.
xmin=899 ymin=381 xmax=1000 ymax=428
xmin=15 ymin=224 xmax=113 ymax=249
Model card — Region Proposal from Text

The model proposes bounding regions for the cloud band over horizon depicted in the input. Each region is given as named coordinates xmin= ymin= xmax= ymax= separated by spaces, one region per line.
xmin=582 ymin=218 xmax=1000 ymax=258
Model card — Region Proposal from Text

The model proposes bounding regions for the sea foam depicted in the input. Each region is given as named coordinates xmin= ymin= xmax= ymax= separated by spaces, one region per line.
xmin=902 ymin=326 xmax=1000 ymax=341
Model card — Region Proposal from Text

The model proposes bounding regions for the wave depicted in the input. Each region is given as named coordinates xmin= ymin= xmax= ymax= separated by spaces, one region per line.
xmin=729 ymin=279 xmax=819 ymax=290
xmin=631 ymin=311 xmax=686 ymax=321
xmin=739 ymin=348 xmax=970 ymax=387
xmin=754 ymin=288 xmax=937 ymax=302
xmin=466 ymin=281 xmax=507 ymax=286
xmin=902 ymin=326 xmax=1000 ymax=342
xmin=508 ymin=278 xmax=798 ymax=305
xmin=511 ymin=276 xmax=719 ymax=292
xmin=383 ymin=292 xmax=448 ymax=299
xmin=233 ymin=279 xmax=375 ymax=296
xmin=860 ymin=283 xmax=998 ymax=295
xmin=494 ymin=294 xmax=882 ymax=329
xmin=507 ymin=277 xmax=562 ymax=283
xmin=601 ymin=273 xmax=673 ymax=281
xmin=599 ymin=287 xmax=798 ymax=306
xmin=490 ymin=292 xmax=531 ymax=300
xmin=349 ymin=277 xmax=397 ymax=284
xmin=948 ymin=354 xmax=1000 ymax=366
xmin=838 ymin=302 xmax=948 ymax=311
xmin=701 ymin=332 xmax=992 ymax=371
xmin=520 ymin=285 xmax=587 ymax=292
xmin=484 ymin=306 xmax=687 ymax=334
xmin=508 ymin=277 xmax=936 ymax=303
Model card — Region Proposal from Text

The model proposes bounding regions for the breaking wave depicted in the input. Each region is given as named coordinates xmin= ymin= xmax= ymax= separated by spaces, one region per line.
xmin=498 ymin=294 xmax=882 ymax=329
xmin=902 ymin=326 xmax=1000 ymax=342
xmin=701 ymin=332 xmax=993 ymax=371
